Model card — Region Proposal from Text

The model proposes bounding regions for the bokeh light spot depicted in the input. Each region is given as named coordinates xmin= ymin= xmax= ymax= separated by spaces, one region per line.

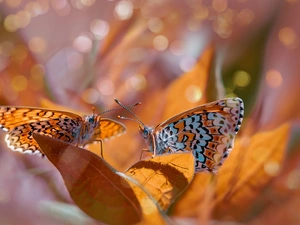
xmin=213 ymin=10 xmax=234 ymax=38
xmin=153 ymin=35 xmax=169 ymax=51
xmin=148 ymin=17 xmax=164 ymax=33
xmin=12 ymin=75 xmax=28 ymax=92
xmin=114 ymin=0 xmax=133 ymax=20
xmin=73 ymin=35 xmax=92 ymax=53
xmin=12 ymin=44 xmax=28 ymax=62
xmin=278 ymin=27 xmax=299 ymax=49
xmin=180 ymin=56 xmax=196 ymax=72
xmin=264 ymin=161 xmax=280 ymax=176
xmin=97 ymin=79 xmax=115 ymax=96
xmin=90 ymin=19 xmax=110 ymax=40
xmin=185 ymin=85 xmax=202 ymax=103
xmin=237 ymin=9 xmax=254 ymax=25
xmin=56 ymin=2 xmax=71 ymax=16
xmin=28 ymin=37 xmax=47 ymax=54
xmin=4 ymin=14 xmax=19 ymax=32
xmin=82 ymin=88 xmax=99 ymax=104
xmin=193 ymin=6 xmax=209 ymax=19
xmin=233 ymin=70 xmax=251 ymax=87
xmin=25 ymin=1 xmax=49 ymax=17
xmin=286 ymin=169 xmax=300 ymax=190
xmin=16 ymin=10 xmax=31 ymax=28
xmin=5 ymin=0 xmax=21 ymax=8
xmin=126 ymin=74 xmax=147 ymax=92
xmin=266 ymin=69 xmax=283 ymax=88
xmin=212 ymin=0 xmax=228 ymax=13
xmin=80 ymin=0 xmax=96 ymax=7
xmin=51 ymin=0 xmax=67 ymax=10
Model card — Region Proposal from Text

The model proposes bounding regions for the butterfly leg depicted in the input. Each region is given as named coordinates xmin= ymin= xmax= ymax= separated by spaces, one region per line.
xmin=83 ymin=140 xmax=104 ymax=158
xmin=99 ymin=140 xmax=103 ymax=158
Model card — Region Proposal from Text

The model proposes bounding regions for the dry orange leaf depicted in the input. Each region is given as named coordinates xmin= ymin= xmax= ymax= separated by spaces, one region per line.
xmin=125 ymin=152 xmax=195 ymax=211
xmin=171 ymin=122 xmax=291 ymax=222
xmin=33 ymin=133 xmax=143 ymax=225
xmin=33 ymin=133 xmax=169 ymax=225
xmin=248 ymin=133 xmax=300 ymax=225
xmin=127 ymin=45 xmax=213 ymax=129
xmin=120 ymin=173 xmax=168 ymax=225
xmin=162 ymin=47 xmax=213 ymax=120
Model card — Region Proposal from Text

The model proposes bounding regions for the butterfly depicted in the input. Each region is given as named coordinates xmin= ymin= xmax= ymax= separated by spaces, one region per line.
xmin=115 ymin=98 xmax=244 ymax=173
xmin=0 ymin=106 xmax=127 ymax=156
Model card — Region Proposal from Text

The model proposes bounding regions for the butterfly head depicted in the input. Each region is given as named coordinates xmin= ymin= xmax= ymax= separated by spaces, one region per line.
xmin=85 ymin=114 xmax=100 ymax=128
xmin=84 ymin=101 xmax=140 ymax=129
xmin=114 ymin=99 xmax=156 ymax=150
xmin=85 ymin=107 xmax=101 ymax=128
xmin=139 ymin=125 xmax=153 ymax=139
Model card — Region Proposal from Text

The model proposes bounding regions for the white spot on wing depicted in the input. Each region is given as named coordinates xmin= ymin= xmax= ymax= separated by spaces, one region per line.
xmin=1 ymin=126 xmax=8 ymax=132
xmin=24 ymin=149 xmax=34 ymax=154
xmin=4 ymin=133 xmax=41 ymax=155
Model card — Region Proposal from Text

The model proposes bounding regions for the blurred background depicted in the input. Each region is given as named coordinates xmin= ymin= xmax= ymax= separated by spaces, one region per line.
xmin=0 ymin=0 xmax=299 ymax=224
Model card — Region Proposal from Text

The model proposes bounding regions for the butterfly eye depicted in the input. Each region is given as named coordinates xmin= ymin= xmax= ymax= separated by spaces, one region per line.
xmin=143 ymin=129 xmax=149 ymax=138
xmin=88 ymin=117 xmax=94 ymax=123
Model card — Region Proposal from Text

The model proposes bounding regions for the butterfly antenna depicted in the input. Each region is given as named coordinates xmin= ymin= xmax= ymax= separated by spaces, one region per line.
xmin=114 ymin=98 xmax=146 ymax=127
xmin=118 ymin=115 xmax=140 ymax=124
xmin=98 ymin=102 xmax=141 ymax=115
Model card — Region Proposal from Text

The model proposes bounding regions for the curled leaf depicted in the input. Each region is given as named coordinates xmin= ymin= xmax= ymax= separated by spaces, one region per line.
xmin=125 ymin=152 xmax=195 ymax=211
xmin=33 ymin=133 xmax=142 ymax=225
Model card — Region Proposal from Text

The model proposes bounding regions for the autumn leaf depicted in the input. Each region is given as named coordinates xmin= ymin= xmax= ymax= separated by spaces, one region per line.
xmin=125 ymin=152 xmax=195 ymax=211
xmin=119 ymin=173 xmax=168 ymax=225
xmin=33 ymin=133 xmax=170 ymax=225
xmin=33 ymin=133 xmax=143 ymax=225
xmin=247 ymin=126 xmax=300 ymax=225
xmin=163 ymin=46 xmax=213 ymax=118
xmin=170 ymin=123 xmax=291 ymax=223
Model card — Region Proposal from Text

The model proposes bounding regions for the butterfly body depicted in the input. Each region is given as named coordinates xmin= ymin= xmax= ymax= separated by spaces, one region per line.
xmin=138 ymin=98 xmax=244 ymax=173
xmin=0 ymin=107 xmax=126 ymax=154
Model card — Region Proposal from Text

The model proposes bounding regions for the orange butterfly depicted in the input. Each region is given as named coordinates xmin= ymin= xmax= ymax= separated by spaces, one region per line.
xmin=116 ymin=98 xmax=244 ymax=173
xmin=0 ymin=106 xmax=127 ymax=155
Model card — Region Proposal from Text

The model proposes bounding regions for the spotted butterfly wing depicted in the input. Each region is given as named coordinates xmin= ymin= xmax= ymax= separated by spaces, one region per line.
xmin=0 ymin=106 xmax=125 ymax=154
xmin=148 ymin=98 xmax=244 ymax=173
xmin=0 ymin=107 xmax=83 ymax=154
